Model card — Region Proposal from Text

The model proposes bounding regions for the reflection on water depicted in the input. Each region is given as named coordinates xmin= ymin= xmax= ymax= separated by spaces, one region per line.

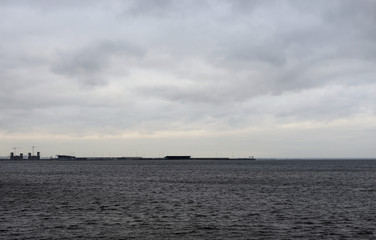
xmin=1 ymin=160 xmax=375 ymax=239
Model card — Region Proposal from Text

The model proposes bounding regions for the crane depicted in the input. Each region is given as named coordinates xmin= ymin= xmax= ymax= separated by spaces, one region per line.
xmin=12 ymin=147 xmax=22 ymax=155
xmin=31 ymin=146 xmax=38 ymax=156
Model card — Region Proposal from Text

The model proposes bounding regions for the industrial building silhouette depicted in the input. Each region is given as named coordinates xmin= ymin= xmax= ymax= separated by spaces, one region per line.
xmin=10 ymin=152 xmax=40 ymax=160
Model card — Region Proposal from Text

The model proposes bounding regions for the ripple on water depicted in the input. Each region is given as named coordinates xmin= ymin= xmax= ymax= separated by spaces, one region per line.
xmin=0 ymin=160 xmax=376 ymax=239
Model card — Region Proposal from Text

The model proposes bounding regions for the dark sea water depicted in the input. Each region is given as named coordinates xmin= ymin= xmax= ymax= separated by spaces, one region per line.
xmin=1 ymin=159 xmax=376 ymax=239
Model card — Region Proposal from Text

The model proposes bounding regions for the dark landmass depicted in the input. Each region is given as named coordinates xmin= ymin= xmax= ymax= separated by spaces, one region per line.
xmin=0 ymin=156 xmax=256 ymax=161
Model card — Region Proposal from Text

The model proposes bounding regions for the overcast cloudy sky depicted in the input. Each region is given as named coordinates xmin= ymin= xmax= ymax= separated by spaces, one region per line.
xmin=1 ymin=0 xmax=375 ymax=158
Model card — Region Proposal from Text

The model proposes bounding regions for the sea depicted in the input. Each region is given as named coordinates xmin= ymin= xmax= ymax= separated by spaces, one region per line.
xmin=1 ymin=159 xmax=375 ymax=239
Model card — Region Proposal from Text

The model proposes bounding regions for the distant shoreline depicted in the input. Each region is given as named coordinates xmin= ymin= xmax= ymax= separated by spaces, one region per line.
xmin=0 ymin=157 xmax=256 ymax=161
xmin=1 ymin=157 xmax=376 ymax=161
xmin=2 ymin=157 xmax=376 ymax=161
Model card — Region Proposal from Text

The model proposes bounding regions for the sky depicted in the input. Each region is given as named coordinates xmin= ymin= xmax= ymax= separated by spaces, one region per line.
xmin=1 ymin=0 xmax=375 ymax=158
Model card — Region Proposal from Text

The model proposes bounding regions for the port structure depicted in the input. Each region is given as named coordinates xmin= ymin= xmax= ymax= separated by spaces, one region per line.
xmin=12 ymin=147 xmax=21 ymax=155
xmin=9 ymin=146 xmax=41 ymax=160
xmin=32 ymin=146 xmax=38 ymax=156
xmin=28 ymin=146 xmax=40 ymax=160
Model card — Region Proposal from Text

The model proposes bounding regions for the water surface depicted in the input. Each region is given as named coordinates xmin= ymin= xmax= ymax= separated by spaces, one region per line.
xmin=1 ymin=159 xmax=375 ymax=239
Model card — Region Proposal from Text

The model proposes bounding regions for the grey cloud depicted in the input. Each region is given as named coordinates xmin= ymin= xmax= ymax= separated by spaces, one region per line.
xmin=123 ymin=0 xmax=213 ymax=18
xmin=203 ymin=1 xmax=376 ymax=96
xmin=125 ymin=0 xmax=174 ymax=16
xmin=51 ymin=40 xmax=145 ymax=86
xmin=1 ymin=0 xmax=376 ymax=142
xmin=137 ymin=85 xmax=222 ymax=104
xmin=229 ymin=0 xmax=270 ymax=11
xmin=0 ymin=0 xmax=101 ymax=11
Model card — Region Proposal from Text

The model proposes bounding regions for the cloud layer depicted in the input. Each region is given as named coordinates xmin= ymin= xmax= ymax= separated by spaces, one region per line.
xmin=1 ymin=0 xmax=375 ymax=157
